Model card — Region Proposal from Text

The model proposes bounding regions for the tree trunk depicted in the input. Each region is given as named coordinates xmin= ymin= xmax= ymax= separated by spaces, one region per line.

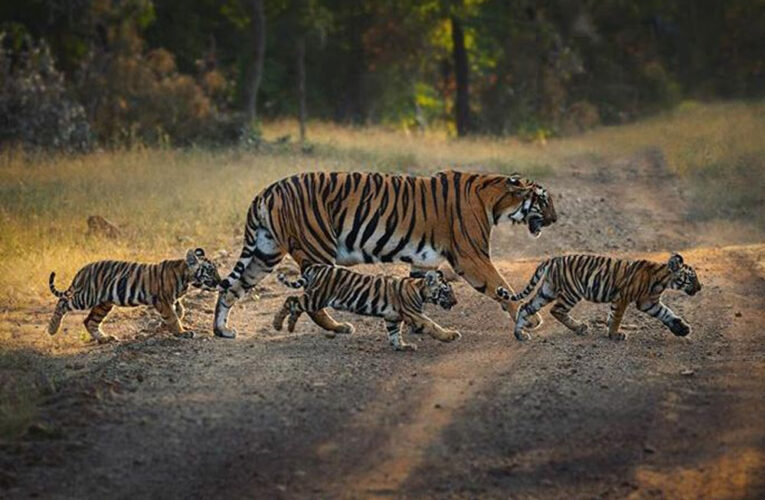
xmin=451 ymin=15 xmax=470 ymax=136
xmin=244 ymin=0 xmax=266 ymax=127
xmin=296 ymin=35 xmax=307 ymax=144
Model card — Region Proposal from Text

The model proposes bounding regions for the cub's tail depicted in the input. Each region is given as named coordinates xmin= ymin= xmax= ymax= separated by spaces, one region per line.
xmin=511 ymin=260 xmax=550 ymax=301
xmin=48 ymin=272 xmax=67 ymax=298
xmin=277 ymin=272 xmax=307 ymax=289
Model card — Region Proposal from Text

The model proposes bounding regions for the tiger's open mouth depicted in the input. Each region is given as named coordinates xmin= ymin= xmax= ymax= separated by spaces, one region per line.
xmin=528 ymin=216 xmax=544 ymax=237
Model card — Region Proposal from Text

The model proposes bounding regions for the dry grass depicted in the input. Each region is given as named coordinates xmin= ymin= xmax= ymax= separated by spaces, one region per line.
xmin=0 ymin=101 xmax=762 ymax=309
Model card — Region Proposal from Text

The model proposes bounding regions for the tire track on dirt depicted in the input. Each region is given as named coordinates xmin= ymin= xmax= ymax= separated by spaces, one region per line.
xmin=315 ymin=329 xmax=534 ymax=498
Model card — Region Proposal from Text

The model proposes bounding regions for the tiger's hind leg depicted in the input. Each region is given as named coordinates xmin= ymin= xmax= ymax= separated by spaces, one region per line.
xmin=215 ymin=222 xmax=285 ymax=339
xmin=513 ymin=282 xmax=557 ymax=340
xmin=84 ymin=302 xmax=117 ymax=343
xmin=48 ymin=299 xmax=71 ymax=335
xmin=550 ymin=294 xmax=587 ymax=336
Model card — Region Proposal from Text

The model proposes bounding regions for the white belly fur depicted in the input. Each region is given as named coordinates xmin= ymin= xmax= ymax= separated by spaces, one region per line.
xmin=335 ymin=237 xmax=443 ymax=268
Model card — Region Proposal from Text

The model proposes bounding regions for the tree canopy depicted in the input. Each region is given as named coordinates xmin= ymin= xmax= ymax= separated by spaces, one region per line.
xmin=1 ymin=0 xmax=762 ymax=147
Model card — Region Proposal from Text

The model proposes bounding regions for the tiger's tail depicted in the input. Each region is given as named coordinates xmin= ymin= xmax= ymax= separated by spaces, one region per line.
xmin=511 ymin=260 xmax=550 ymax=301
xmin=277 ymin=272 xmax=307 ymax=289
xmin=48 ymin=272 xmax=67 ymax=298
xmin=48 ymin=272 xmax=70 ymax=335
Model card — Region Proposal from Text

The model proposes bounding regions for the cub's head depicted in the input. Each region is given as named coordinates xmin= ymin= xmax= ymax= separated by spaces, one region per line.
xmin=491 ymin=174 xmax=557 ymax=238
xmin=185 ymin=248 xmax=221 ymax=291
xmin=420 ymin=270 xmax=457 ymax=310
xmin=667 ymin=253 xmax=701 ymax=296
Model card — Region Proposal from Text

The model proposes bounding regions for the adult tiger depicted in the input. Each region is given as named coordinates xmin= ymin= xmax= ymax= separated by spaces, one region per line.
xmin=214 ymin=170 xmax=557 ymax=339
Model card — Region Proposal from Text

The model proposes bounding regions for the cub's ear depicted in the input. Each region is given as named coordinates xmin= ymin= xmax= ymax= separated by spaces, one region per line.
xmin=436 ymin=269 xmax=444 ymax=279
xmin=668 ymin=253 xmax=684 ymax=272
xmin=506 ymin=175 xmax=532 ymax=194
xmin=507 ymin=174 xmax=524 ymax=187
xmin=186 ymin=248 xmax=199 ymax=266
xmin=424 ymin=270 xmax=439 ymax=285
xmin=194 ymin=248 xmax=206 ymax=258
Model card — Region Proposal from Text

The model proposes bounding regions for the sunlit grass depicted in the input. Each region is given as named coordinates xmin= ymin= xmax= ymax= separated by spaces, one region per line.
xmin=0 ymin=101 xmax=762 ymax=307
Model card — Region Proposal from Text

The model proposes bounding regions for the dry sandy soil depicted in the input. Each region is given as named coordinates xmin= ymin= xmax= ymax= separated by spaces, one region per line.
xmin=2 ymin=150 xmax=764 ymax=499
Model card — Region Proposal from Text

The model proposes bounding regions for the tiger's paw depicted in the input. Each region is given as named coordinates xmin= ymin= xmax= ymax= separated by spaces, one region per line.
xmin=214 ymin=327 xmax=237 ymax=339
xmin=609 ymin=331 xmax=627 ymax=341
xmin=514 ymin=329 xmax=531 ymax=341
xmin=273 ymin=315 xmax=285 ymax=331
xmin=96 ymin=334 xmax=119 ymax=344
xmin=337 ymin=323 xmax=355 ymax=335
xmin=324 ymin=332 xmax=337 ymax=339
xmin=441 ymin=329 xmax=461 ymax=342
xmin=523 ymin=312 xmax=544 ymax=331
xmin=574 ymin=323 xmax=589 ymax=336
xmin=174 ymin=330 xmax=195 ymax=339
xmin=395 ymin=343 xmax=418 ymax=352
xmin=669 ymin=318 xmax=691 ymax=337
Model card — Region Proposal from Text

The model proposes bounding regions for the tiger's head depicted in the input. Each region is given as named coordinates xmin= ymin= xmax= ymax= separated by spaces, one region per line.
xmin=667 ymin=253 xmax=702 ymax=296
xmin=420 ymin=270 xmax=457 ymax=310
xmin=490 ymin=174 xmax=557 ymax=238
xmin=185 ymin=248 xmax=221 ymax=291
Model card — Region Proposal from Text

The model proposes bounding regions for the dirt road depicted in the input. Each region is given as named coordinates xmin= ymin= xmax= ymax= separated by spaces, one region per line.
xmin=2 ymin=150 xmax=764 ymax=498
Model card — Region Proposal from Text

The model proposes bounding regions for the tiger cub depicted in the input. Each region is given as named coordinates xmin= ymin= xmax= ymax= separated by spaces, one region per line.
xmin=500 ymin=253 xmax=701 ymax=341
xmin=273 ymin=264 xmax=459 ymax=351
xmin=48 ymin=248 xmax=220 ymax=343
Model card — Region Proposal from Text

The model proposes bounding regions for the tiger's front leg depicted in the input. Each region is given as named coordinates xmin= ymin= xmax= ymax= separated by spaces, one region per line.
xmin=403 ymin=313 xmax=460 ymax=343
xmin=637 ymin=299 xmax=691 ymax=337
xmin=385 ymin=319 xmax=417 ymax=351
xmin=156 ymin=301 xmax=193 ymax=339
xmin=607 ymin=300 xmax=629 ymax=340
xmin=456 ymin=257 xmax=543 ymax=332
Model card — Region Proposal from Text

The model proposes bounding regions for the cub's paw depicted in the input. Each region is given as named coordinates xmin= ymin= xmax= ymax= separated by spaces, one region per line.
xmin=96 ymin=334 xmax=119 ymax=344
xmin=669 ymin=319 xmax=691 ymax=337
xmin=337 ymin=323 xmax=355 ymax=335
xmin=324 ymin=332 xmax=337 ymax=339
xmin=273 ymin=316 xmax=285 ymax=331
xmin=609 ymin=331 xmax=627 ymax=341
xmin=574 ymin=323 xmax=589 ymax=336
xmin=523 ymin=312 xmax=544 ymax=331
xmin=395 ymin=343 xmax=418 ymax=352
xmin=441 ymin=329 xmax=462 ymax=342
xmin=174 ymin=330 xmax=195 ymax=339
xmin=514 ymin=329 xmax=531 ymax=341
xmin=214 ymin=327 xmax=237 ymax=339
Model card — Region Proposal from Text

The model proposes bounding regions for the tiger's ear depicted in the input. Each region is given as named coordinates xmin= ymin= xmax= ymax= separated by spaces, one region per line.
xmin=194 ymin=248 xmax=206 ymax=258
xmin=436 ymin=269 xmax=444 ymax=280
xmin=186 ymin=248 xmax=199 ymax=266
xmin=424 ymin=270 xmax=439 ymax=285
xmin=668 ymin=253 xmax=684 ymax=272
